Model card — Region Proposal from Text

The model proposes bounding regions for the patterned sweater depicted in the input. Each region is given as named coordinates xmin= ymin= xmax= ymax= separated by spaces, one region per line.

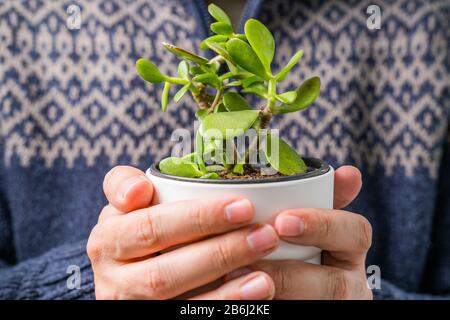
xmin=0 ymin=0 xmax=450 ymax=299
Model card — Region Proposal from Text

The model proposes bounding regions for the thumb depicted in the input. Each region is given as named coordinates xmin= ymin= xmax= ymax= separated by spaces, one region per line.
xmin=103 ymin=166 xmax=154 ymax=212
xmin=333 ymin=165 xmax=362 ymax=209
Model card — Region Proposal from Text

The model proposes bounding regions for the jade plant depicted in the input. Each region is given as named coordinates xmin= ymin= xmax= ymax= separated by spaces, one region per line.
xmin=136 ymin=4 xmax=320 ymax=180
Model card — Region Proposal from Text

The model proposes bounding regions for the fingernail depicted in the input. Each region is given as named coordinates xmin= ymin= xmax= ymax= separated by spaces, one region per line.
xmin=226 ymin=267 xmax=253 ymax=281
xmin=240 ymin=275 xmax=271 ymax=300
xmin=276 ymin=215 xmax=305 ymax=236
xmin=247 ymin=225 xmax=278 ymax=252
xmin=118 ymin=176 xmax=147 ymax=200
xmin=225 ymin=199 xmax=253 ymax=224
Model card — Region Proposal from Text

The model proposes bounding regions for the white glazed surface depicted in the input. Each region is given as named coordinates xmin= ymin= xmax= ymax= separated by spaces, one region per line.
xmin=146 ymin=167 xmax=334 ymax=263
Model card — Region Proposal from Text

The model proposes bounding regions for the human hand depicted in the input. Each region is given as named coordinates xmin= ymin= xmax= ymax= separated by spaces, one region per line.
xmin=87 ymin=166 xmax=279 ymax=299
xmin=229 ymin=166 xmax=373 ymax=300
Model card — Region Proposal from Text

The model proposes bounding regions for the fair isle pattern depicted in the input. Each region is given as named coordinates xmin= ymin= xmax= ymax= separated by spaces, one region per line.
xmin=1 ymin=0 xmax=450 ymax=178
xmin=261 ymin=0 xmax=450 ymax=178
xmin=0 ymin=0 xmax=204 ymax=167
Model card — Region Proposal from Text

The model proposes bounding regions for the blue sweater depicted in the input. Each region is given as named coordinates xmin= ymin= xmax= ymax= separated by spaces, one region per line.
xmin=0 ymin=0 xmax=449 ymax=299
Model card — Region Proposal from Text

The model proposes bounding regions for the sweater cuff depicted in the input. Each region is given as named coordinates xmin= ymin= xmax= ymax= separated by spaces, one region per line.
xmin=0 ymin=240 xmax=94 ymax=300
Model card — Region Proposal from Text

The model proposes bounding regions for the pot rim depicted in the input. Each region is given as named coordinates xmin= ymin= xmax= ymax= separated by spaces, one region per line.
xmin=149 ymin=157 xmax=330 ymax=185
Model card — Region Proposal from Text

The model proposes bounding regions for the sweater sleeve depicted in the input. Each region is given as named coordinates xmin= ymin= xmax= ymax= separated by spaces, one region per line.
xmin=373 ymin=280 xmax=450 ymax=300
xmin=374 ymin=118 xmax=450 ymax=300
xmin=0 ymin=139 xmax=95 ymax=300
xmin=0 ymin=240 xmax=95 ymax=300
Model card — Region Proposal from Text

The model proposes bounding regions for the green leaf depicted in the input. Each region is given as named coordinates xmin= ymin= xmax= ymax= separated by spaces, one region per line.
xmin=182 ymin=152 xmax=196 ymax=162
xmin=161 ymin=82 xmax=170 ymax=112
xmin=202 ymin=110 xmax=260 ymax=140
xmin=223 ymin=92 xmax=251 ymax=111
xmin=208 ymin=61 xmax=221 ymax=73
xmin=178 ymin=61 xmax=190 ymax=79
xmin=206 ymin=165 xmax=226 ymax=172
xmin=244 ymin=19 xmax=275 ymax=73
xmin=226 ymin=60 xmax=239 ymax=74
xmin=211 ymin=22 xmax=233 ymax=35
xmin=241 ymin=82 xmax=267 ymax=98
xmin=203 ymin=139 xmax=222 ymax=154
xmin=200 ymin=172 xmax=220 ymax=179
xmin=232 ymin=72 xmax=255 ymax=79
xmin=193 ymin=73 xmax=220 ymax=88
xmin=234 ymin=34 xmax=247 ymax=41
xmin=159 ymin=157 xmax=203 ymax=178
xmin=200 ymin=35 xmax=228 ymax=50
xmin=174 ymin=84 xmax=190 ymax=102
xmin=275 ymin=91 xmax=297 ymax=104
xmin=162 ymin=42 xmax=209 ymax=65
xmin=190 ymin=66 xmax=205 ymax=76
xmin=136 ymin=58 xmax=167 ymax=83
xmin=181 ymin=144 xmax=222 ymax=166
xmin=265 ymin=133 xmax=307 ymax=175
xmin=241 ymin=75 xmax=262 ymax=88
xmin=232 ymin=163 xmax=244 ymax=175
xmin=251 ymin=116 xmax=262 ymax=131
xmin=216 ymin=103 xmax=228 ymax=113
xmin=205 ymin=41 xmax=235 ymax=65
xmin=224 ymin=81 xmax=241 ymax=88
xmin=195 ymin=108 xmax=209 ymax=120
xmin=201 ymin=139 xmax=221 ymax=164
xmin=274 ymin=49 xmax=304 ymax=81
xmin=219 ymin=72 xmax=234 ymax=81
xmin=226 ymin=38 xmax=267 ymax=79
xmin=271 ymin=76 xmax=321 ymax=114
xmin=208 ymin=3 xmax=231 ymax=25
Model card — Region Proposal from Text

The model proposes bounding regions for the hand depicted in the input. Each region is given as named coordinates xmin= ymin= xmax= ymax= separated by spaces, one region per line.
xmin=87 ymin=166 xmax=278 ymax=300
xmin=231 ymin=166 xmax=373 ymax=300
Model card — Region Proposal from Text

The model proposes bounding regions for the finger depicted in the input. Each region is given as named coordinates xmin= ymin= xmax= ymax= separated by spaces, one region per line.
xmin=98 ymin=204 xmax=123 ymax=223
xmin=274 ymin=209 xmax=372 ymax=264
xmin=192 ymin=272 xmax=275 ymax=300
xmin=333 ymin=166 xmax=362 ymax=209
xmin=251 ymin=260 xmax=372 ymax=300
xmin=103 ymin=166 xmax=154 ymax=212
xmin=120 ymin=224 xmax=279 ymax=299
xmin=224 ymin=267 xmax=253 ymax=281
xmin=95 ymin=197 xmax=255 ymax=260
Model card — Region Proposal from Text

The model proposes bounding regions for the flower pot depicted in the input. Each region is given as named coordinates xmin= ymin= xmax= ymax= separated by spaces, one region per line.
xmin=146 ymin=158 xmax=334 ymax=264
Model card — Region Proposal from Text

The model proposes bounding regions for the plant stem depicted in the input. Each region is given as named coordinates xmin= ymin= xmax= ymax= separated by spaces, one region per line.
xmin=189 ymin=83 xmax=200 ymax=96
xmin=244 ymin=135 xmax=259 ymax=164
xmin=259 ymin=78 xmax=276 ymax=130
xmin=191 ymin=84 xmax=210 ymax=110
xmin=209 ymin=88 xmax=223 ymax=113
xmin=266 ymin=78 xmax=277 ymax=112
xmin=195 ymin=128 xmax=207 ymax=174
xmin=167 ymin=77 xmax=189 ymax=85
xmin=259 ymin=110 xmax=272 ymax=129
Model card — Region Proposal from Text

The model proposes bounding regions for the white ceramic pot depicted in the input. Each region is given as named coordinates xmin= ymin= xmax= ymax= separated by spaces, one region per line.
xmin=146 ymin=158 xmax=334 ymax=264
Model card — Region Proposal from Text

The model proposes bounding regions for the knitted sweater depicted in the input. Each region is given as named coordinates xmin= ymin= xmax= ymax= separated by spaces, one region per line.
xmin=0 ymin=0 xmax=449 ymax=299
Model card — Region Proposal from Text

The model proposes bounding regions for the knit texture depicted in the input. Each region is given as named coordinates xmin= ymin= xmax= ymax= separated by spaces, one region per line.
xmin=0 ymin=0 xmax=449 ymax=299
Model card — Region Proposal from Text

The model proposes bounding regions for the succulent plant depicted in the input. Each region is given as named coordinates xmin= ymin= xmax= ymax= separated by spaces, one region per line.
xmin=136 ymin=4 xmax=320 ymax=179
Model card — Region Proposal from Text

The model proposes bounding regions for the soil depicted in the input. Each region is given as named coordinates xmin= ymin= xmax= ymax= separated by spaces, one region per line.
xmin=218 ymin=164 xmax=315 ymax=180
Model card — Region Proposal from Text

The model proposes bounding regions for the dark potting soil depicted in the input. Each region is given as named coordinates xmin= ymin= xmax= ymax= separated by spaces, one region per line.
xmin=218 ymin=164 xmax=316 ymax=181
